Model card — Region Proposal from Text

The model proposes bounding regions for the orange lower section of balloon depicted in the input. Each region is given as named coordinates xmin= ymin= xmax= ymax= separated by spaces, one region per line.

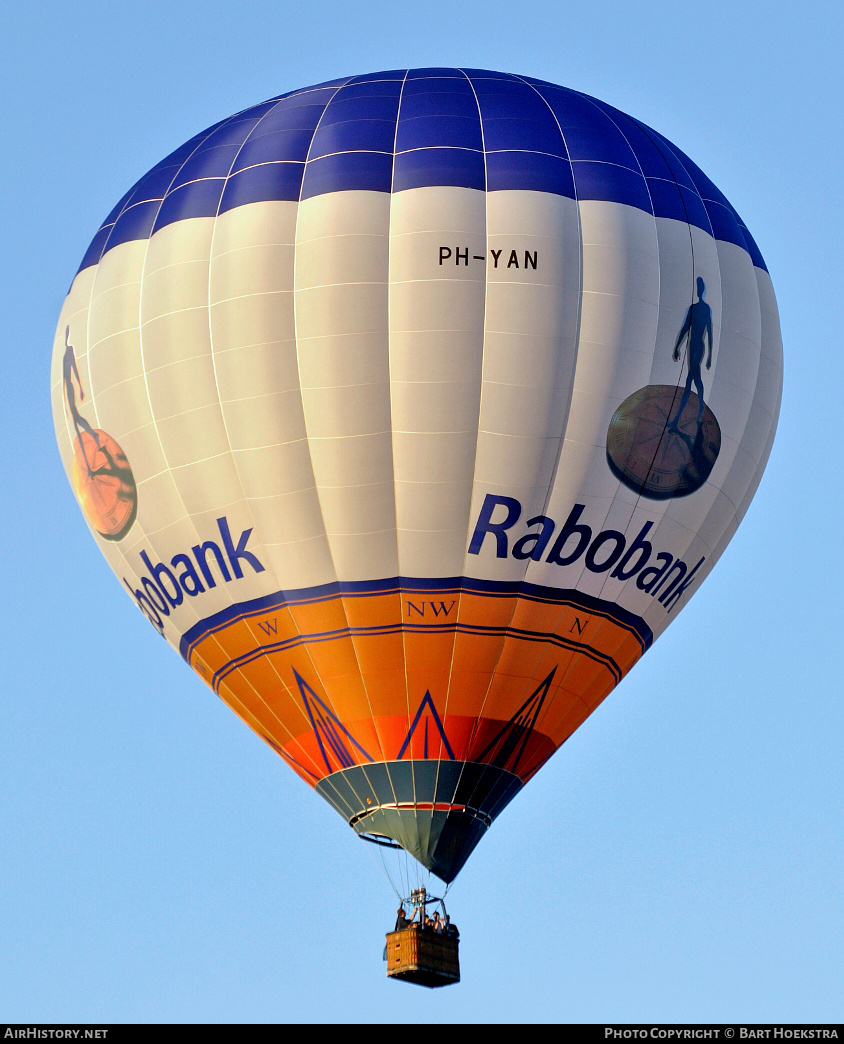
xmin=183 ymin=586 xmax=647 ymax=788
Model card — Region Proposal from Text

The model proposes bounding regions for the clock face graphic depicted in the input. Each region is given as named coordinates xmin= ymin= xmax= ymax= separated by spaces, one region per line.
xmin=62 ymin=328 xmax=138 ymax=542
xmin=71 ymin=429 xmax=138 ymax=540
xmin=606 ymin=385 xmax=721 ymax=500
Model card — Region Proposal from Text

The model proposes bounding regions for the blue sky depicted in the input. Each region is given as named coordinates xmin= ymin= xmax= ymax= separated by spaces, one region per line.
xmin=3 ymin=0 xmax=842 ymax=1024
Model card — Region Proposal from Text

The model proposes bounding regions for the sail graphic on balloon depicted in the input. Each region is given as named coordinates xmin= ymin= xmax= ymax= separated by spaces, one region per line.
xmin=51 ymin=69 xmax=782 ymax=883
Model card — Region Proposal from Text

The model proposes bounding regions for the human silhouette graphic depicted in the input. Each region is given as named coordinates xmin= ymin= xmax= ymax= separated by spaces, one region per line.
xmin=62 ymin=327 xmax=100 ymax=474
xmin=668 ymin=277 xmax=713 ymax=431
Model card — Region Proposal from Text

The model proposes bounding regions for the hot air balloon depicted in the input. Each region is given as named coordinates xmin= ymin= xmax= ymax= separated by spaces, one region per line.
xmin=52 ymin=68 xmax=781 ymax=916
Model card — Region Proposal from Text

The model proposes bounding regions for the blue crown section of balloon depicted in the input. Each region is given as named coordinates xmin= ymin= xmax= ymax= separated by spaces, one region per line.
xmin=77 ymin=68 xmax=766 ymax=276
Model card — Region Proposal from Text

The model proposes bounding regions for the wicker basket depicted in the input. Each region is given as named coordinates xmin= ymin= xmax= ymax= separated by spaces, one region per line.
xmin=385 ymin=927 xmax=460 ymax=988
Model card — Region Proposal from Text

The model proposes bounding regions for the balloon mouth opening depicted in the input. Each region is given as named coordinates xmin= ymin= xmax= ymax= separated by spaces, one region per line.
xmin=315 ymin=760 xmax=523 ymax=883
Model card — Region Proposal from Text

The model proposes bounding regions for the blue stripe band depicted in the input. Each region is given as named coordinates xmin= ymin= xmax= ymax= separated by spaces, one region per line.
xmin=176 ymin=574 xmax=654 ymax=665
xmin=78 ymin=69 xmax=767 ymax=274
xmin=209 ymin=618 xmax=627 ymax=694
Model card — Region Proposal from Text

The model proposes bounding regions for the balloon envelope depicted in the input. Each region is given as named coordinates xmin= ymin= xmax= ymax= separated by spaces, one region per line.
xmin=52 ymin=69 xmax=782 ymax=882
